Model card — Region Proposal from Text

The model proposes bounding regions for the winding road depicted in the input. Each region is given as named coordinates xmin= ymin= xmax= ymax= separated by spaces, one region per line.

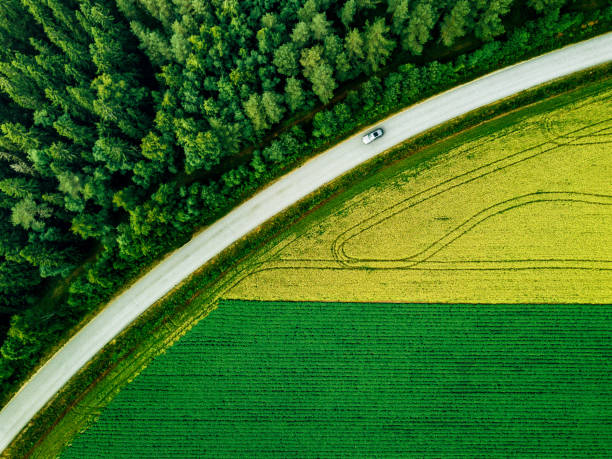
xmin=1 ymin=32 xmax=611 ymax=453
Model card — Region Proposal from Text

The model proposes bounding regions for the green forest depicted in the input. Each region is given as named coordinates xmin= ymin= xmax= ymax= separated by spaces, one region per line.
xmin=0 ymin=0 xmax=610 ymax=403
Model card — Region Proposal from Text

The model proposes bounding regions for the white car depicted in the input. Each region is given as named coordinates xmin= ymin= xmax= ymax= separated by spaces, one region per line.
xmin=362 ymin=128 xmax=384 ymax=144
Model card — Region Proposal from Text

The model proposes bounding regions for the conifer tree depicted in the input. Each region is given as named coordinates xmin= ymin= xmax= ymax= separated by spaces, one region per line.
xmin=440 ymin=0 xmax=472 ymax=47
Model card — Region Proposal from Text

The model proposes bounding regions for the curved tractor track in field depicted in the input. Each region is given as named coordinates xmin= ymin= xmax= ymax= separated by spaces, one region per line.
xmin=330 ymin=118 xmax=612 ymax=266
xmin=225 ymin=192 xmax=612 ymax=292
xmin=222 ymin=116 xmax=612 ymax=291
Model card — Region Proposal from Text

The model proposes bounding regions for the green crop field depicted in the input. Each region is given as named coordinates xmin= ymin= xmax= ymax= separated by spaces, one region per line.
xmin=62 ymin=300 xmax=612 ymax=457
xmin=48 ymin=77 xmax=612 ymax=458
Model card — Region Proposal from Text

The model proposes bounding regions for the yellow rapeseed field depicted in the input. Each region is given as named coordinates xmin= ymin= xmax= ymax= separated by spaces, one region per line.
xmin=226 ymin=81 xmax=612 ymax=303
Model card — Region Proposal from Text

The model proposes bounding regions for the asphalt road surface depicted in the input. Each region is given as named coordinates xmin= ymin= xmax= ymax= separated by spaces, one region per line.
xmin=1 ymin=32 xmax=611 ymax=453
